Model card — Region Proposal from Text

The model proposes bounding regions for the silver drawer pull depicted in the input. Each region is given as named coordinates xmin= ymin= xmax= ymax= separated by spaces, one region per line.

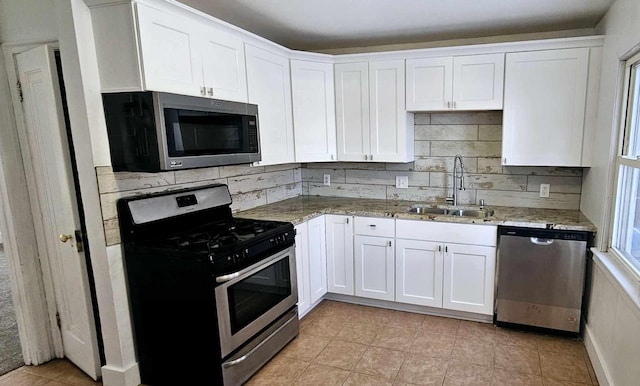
xmin=369 ymin=224 xmax=376 ymax=227
xmin=530 ymin=237 xmax=554 ymax=246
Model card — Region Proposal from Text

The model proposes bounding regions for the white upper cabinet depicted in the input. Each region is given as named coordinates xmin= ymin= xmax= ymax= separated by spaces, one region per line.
xmin=199 ymin=24 xmax=248 ymax=103
xmin=335 ymin=60 xmax=414 ymax=163
xmin=502 ymin=48 xmax=591 ymax=166
xmin=290 ymin=59 xmax=337 ymax=162
xmin=406 ymin=53 xmax=504 ymax=111
xmin=134 ymin=3 xmax=248 ymax=102
xmin=245 ymin=44 xmax=295 ymax=166
xmin=136 ymin=3 xmax=204 ymax=96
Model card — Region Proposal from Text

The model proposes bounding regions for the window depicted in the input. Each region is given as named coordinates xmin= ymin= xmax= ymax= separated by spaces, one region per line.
xmin=611 ymin=52 xmax=640 ymax=276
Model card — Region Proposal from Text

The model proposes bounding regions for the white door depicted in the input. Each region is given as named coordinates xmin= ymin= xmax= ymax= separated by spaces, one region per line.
xmin=502 ymin=48 xmax=589 ymax=166
xmin=16 ymin=46 xmax=100 ymax=379
xmin=294 ymin=223 xmax=310 ymax=317
xmin=406 ymin=56 xmax=452 ymax=111
xmin=307 ymin=216 xmax=327 ymax=303
xmin=199 ymin=24 xmax=248 ymax=103
xmin=136 ymin=3 xmax=203 ymax=96
xmin=325 ymin=215 xmax=354 ymax=295
xmin=453 ymin=53 xmax=505 ymax=110
xmin=335 ymin=62 xmax=370 ymax=162
xmin=291 ymin=59 xmax=337 ymax=162
xmin=443 ymin=243 xmax=496 ymax=315
xmin=354 ymin=235 xmax=394 ymax=301
xmin=369 ymin=59 xmax=408 ymax=162
xmin=395 ymin=239 xmax=443 ymax=307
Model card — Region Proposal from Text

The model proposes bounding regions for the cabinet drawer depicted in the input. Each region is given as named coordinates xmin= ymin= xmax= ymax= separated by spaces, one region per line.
xmin=354 ymin=217 xmax=395 ymax=237
xmin=396 ymin=220 xmax=497 ymax=247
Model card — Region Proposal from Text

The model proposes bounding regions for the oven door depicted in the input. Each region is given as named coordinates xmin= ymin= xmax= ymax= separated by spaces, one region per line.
xmin=214 ymin=246 xmax=297 ymax=358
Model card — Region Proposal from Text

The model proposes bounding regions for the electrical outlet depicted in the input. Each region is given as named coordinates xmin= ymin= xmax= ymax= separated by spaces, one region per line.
xmin=539 ymin=183 xmax=550 ymax=198
xmin=396 ymin=176 xmax=409 ymax=189
xmin=323 ymin=174 xmax=330 ymax=186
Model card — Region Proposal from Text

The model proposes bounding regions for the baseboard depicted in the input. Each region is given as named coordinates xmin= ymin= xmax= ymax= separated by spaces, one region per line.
xmin=583 ymin=324 xmax=611 ymax=386
xmin=101 ymin=362 xmax=140 ymax=386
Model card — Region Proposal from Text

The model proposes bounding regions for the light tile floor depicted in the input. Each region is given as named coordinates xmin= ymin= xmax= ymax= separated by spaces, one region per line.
xmin=246 ymin=300 xmax=599 ymax=386
xmin=0 ymin=358 xmax=102 ymax=386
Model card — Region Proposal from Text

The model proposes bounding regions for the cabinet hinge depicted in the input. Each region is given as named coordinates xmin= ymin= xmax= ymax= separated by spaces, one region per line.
xmin=55 ymin=311 xmax=61 ymax=329
xmin=17 ymin=80 xmax=23 ymax=103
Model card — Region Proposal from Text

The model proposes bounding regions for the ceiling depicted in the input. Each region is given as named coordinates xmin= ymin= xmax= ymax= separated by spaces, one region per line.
xmin=178 ymin=0 xmax=614 ymax=51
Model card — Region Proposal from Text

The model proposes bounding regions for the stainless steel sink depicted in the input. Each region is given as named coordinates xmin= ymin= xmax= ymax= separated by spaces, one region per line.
xmin=406 ymin=205 xmax=494 ymax=218
xmin=407 ymin=205 xmax=448 ymax=215
xmin=448 ymin=209 xmax=495 ymax=218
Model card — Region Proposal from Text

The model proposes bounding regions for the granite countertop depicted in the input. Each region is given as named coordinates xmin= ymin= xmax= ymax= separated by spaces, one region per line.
xmin=235 ymin=196 xmax=597 ymax=233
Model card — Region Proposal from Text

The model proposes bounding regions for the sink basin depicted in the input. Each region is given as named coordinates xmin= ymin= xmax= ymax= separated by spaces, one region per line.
xmin=407 ymin=205 xmax=448 ymax=215
xmin=406 ymin=205 xmax=494 ymax=218
xmin=448 ymin=209 xmax=495 ymax=218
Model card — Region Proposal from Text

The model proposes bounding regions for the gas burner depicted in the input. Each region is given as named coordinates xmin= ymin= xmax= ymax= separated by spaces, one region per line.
xmin=209 ymin=235 xmax=238 ymax=249
xmin=176 ymin=232 xmax=211 ymax=247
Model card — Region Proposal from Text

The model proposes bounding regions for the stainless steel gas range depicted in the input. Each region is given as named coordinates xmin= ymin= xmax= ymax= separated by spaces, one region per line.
xmin=117 ymin=184 xmax=299 ymax=386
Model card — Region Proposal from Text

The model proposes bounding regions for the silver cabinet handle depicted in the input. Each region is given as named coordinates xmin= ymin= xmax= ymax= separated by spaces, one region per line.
xmin=369 ymin=224 xmax=376 ymax=227
xmin=447 ymin=101 xmax=451 ymax=109
xmin=388 ymin=240 xmax=392 ymax=247
xmin=438 ymin=245 xmax=442 ymax=252
xmin=453 ymin=101 xmax=456 ymax=109
xmin=200 ymin=86 xmax=206 ymax=96
xmin=370 ymin=154 xmax=373 ymax=160
xmin=207 ymin=87 xmax=213 ymax=96
xmin=331 ymin=154 xmax=334 ymax=160
xmin=530 ymin=237 xmax=554 ymax=246
xmin=346 ymin=217 xmax=349 ymax=224
xmin=445 ymin=245 xmax=448 ymax=253
xmin=364 ymin=155 xmax=368 ymax=161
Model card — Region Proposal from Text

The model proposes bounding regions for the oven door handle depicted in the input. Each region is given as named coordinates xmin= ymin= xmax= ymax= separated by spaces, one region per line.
xmin=215 ymin=246 xmax=293 ymax=284
xmin=222 ymin=308 xmax=298 ymax=368
xmin=215 ymin=271 xmax=241 ymax=283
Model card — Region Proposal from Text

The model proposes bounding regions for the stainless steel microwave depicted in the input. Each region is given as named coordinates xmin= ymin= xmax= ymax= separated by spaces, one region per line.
xmin=102 ymin=91 xmax=260 ymax=172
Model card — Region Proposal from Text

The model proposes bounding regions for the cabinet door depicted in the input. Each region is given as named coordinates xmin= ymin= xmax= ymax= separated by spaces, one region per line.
xmin=354 ymin=235 xmax=394 ymax=301
xmin=406 ymin=57 xmax=453 ymax=111
xmin=325 ymin=215 xmax=354 ymax=295
xmin=395 ymin=239 xmax=443 ymax=307
xmin=245 ymin=44 xmax=295 ymax=166
xmin=291 ymin=60 xmax=337 ymax=162
xmin=200 ymin=25 xmax=248 ymax=103
xmin=294 ymin=223 xmax=310 ymax=317
xmin=136 ymin=3 xmax=204 ymax=95
xmin=453 ymin=53 xmax=504 ymax=110
xmin=307 ymin=216 xmax=328 ymax=304
xmin=503 ymin=48 xmax=589 ymax=166
xmin=335 ymin=62 xmax=370 ymax=162
xmin=369 ymin=60 xmax=411 ymax=162
xmin=443 ymin=244 xmax=496 ymax=315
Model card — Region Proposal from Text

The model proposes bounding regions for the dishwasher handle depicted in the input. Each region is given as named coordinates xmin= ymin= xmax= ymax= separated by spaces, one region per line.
xmin=530 ymin=237 xmax=554 ymax=246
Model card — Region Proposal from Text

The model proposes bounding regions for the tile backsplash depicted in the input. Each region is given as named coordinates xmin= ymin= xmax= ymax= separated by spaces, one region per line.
xmin=97 ymin=111 xmax=584 ymax=245
xmin=96 ymin=163 xmax=302 ymax=245
xmin=302 ymin=111 xmax=583 ymax=210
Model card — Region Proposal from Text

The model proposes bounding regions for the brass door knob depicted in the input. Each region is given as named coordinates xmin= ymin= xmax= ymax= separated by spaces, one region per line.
xmin=59 ymin=234 xmax=72 ymax=243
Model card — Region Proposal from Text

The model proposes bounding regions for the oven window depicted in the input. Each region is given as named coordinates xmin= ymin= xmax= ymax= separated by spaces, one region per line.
xmin=164 ymin=108 xmax=251 ymax=156
xmin=227 ymin=257 xmax=292 ymax=334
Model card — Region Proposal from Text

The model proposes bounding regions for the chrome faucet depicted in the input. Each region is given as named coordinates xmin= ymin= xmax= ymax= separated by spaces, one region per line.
xmin=446 ymin=154 xmax=465 ymax=206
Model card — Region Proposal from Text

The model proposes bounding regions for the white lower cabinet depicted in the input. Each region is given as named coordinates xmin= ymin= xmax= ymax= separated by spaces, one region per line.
xmin=294 ymin=216 xmax=327 ymax=318
xmin=354 ymin=235 xmax=394 ymax=301
xmin=395 ymin=239 xmax=443 ymax=308
xmin=325 ymin=215 xmax=354 ymax=295
xmin=443 ymin=243 xmax=496 ymax=315
xmin=395 ymin=220 xmax=497 ymax=316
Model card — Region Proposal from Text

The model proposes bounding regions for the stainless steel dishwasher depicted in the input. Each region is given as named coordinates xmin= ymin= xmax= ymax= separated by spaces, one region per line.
xmin=495 ymin=226 xmax=591 ymax=334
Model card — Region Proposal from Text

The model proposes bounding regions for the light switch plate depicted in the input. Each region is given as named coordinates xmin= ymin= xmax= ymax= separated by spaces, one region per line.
xmin=396 ymin=176 xmax=409 ymax=189
xmin=323 ymin=174 xmax=330 ymax=186
xmin=540 ymin=183 xmax=550 ymax=198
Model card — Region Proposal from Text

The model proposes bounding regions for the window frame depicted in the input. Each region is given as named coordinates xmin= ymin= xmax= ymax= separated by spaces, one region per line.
xmin=609 ymin=50 xmax=640 ymax=280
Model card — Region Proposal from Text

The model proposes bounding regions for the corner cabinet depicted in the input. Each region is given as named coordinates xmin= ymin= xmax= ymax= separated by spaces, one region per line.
xmin=290 ymin=59 xmax=337 ymax=162
xmin=502 ymin=47 xmax=601 ymax=166
xmin=406 ymin=53 xmax=504 ymax=111
xmin=294 ymin=216 xmax=327 ymax=318
xmin=334 ymin=60 xmax=414 ymax=163
xmin=245 ymin=44 xmax=296 ymax=166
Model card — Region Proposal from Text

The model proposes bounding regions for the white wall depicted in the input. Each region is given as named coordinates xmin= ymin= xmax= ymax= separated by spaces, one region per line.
xmin=579 ymin=1 xmax=640 ymax=385
xmin=0 ymin=0 xmax=58 ymax=43
xmin=580 ymin=0 xmax=640 ymax=249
